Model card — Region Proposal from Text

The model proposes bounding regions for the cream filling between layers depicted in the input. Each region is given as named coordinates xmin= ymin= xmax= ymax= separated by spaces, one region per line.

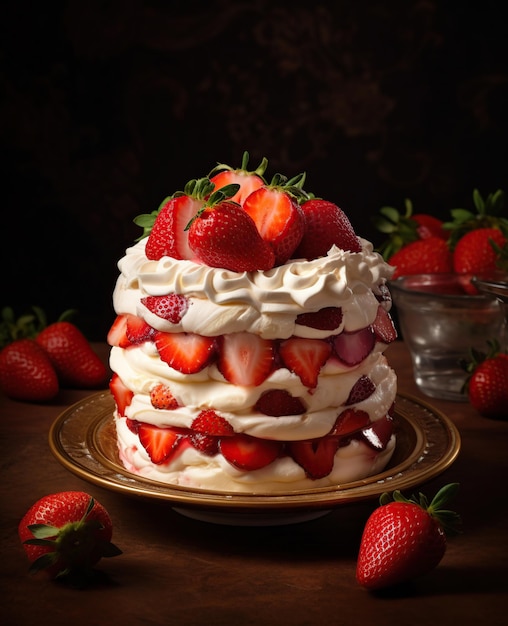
xmin=110 ymin=345 xmax=397 ymax=440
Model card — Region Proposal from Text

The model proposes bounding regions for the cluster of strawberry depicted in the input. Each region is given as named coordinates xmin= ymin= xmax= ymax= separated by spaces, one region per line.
xmin=374 ymin=189 xmax=508 ymax=286
xmin=0 ymin=307 xmax=108 ymax=402
xmin=375 ymin=190 xmax=508 ymax=419
xmin=134 ymin=151 xmax=362 ymax=272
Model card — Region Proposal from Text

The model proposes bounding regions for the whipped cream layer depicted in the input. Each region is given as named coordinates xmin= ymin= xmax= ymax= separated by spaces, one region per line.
xmin=116 ymin=417 xmax=396 ymax=493
xmin=113 ymin=237 xmax=393 ymax=339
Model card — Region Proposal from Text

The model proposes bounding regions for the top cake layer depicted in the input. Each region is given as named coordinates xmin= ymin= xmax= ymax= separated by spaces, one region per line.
xmin=113 ymin=238 xmax=393 ymax=340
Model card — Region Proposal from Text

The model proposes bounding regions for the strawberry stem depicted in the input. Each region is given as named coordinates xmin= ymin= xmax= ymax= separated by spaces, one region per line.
xmin=379 ymin=482 xmax=461 ymax=536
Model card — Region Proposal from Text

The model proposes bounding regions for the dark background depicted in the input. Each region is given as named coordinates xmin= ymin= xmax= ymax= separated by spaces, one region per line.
xmin=2 ymin=0 xmax=506 ymax=340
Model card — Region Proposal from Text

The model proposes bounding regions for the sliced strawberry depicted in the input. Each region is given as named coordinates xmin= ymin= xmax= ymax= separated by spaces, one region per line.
xmin=219 ymin=434 xmax=282 ymax=471
xmin=345 ymin=376 xmax=376 ymax=405
xmin=109 ymin=373 xmax=133 ymax=417
xmin=209 ymin=151 xmax=267 ymax=205
xmin=330 ymin=408 xmax=371 ymax=436
xmin=125 ymin=314 xmax=155 ymax=344
xmin=243 ymin=185 xmax=305 ymax=265
xmin=279 ymin=337 xmax=331 ymax=388
xmin=295 ymin=307 xmax=343 ymax=331
xmin=295 ymin=198 xmax=362 ymax=260
xmin=218 ymin=332 xmax=274 ymax=386
xmin=371 ymin=305 xmax=397 ymax=344
xmin=360 ymin=415 xmax=394 ymax=451
xmin=107 ymin=315 xmax=132 ymax=348
xmin=190 ymin=432 xmax=219 ymax=456
xmin=141 ymin=294 xmax=189 ymax=323
xmin=288 ymin=436 xmax=339 ymax=479
xmin=191 ymin=409 xmax=234 ymax=436
xmin=137 ymin=423 xmax=187 ymax=464
xmin=145 ymin=187 xmax=210 ymax=261
xmin=333 ymin=327 xmax=376 ymax=366
xmin=150 ymin=383 xmax=179 ymax=410
xmin=254 ymin=389 xmax=306 ymax=416
xmin=188 ymin=197 xmax=275 ymax=272
xmin=155 ymin=331 xmax=216 ymax=374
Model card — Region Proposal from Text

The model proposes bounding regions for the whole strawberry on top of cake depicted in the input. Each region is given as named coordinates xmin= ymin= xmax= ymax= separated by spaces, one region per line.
xmin=107 ymin=153 xmax=398 ymax=492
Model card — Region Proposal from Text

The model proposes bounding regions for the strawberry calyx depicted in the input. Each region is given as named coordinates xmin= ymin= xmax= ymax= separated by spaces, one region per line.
xmin=443 ymin=188 xmax=508 ymax=250
xmin=373 ymin=198 xmax=443 ymax=260
xmin=263 ymin=171 xmax=309 ymax=204
xmin=379 ymin=483 xmax=461 ymax=536
xmin=460 ymin=338 xmax=506 ymax=389
xmin=0 ymin=306 xmax=76 ymax=349
xmin=134 ymin=177 xmax=215 ymax=240
xmin=23 ymin=497 xmax=122 ymax=579
xmin=184 ymin=183 xmax=241 ymax=230
xmin=208 ymin=150 xmax=269 ymax=180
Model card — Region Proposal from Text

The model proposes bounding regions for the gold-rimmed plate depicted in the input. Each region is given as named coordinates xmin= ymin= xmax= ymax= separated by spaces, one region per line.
xmin=49 ymin=392 xmax=460 ymax=525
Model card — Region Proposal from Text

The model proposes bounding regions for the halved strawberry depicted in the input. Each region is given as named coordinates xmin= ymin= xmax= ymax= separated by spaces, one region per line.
xmin=125 ymin=314 xmax=155 ymax=344
xmin=295 ymin=198 xmax=362 ymax=260
xmin=333 ymin=327 xmax=376 ymax=366
xmin=141 ymin=294 xmax=189 ymax=323
xmin=109 ymin=373 xmax=133 ymax=417
xmin=126 ymin=418 xmax=140 ymax=434
xmin=345 ymin=376 xmax=376 ymax=405
xmin=295 ymin=307 xmax=343 ymax=331
xmin=371 ymin=305 xmax=397 ymax=344
xmin=254 ymin=389 xmax=306 ymax=416
xmin=191 ymin=409 xmax=234 ymax=436
xmin=217 ymin=332 xmax=274 ymax=386
xmin=150 ymin=383 xmax=179 ymax=410
xmin=219 ymin=434 xmax=282 ymax=471
xmin=288 ymin=436 xmax=339 ymax=479
xmin=137 ymin=423 xmax=187 ymax=464
xmin=209 ymin=151 xmax=268 ymax=205
xmin=360 ymin=415 xmax=394 ymax=450
xmin=155 ymin=331 xmax=217 ymax=374
xmin=142 ymin=178 xmax=213 ymax=261
xmin=107 ymin=315 xmax=132 ymax=348
xmin=243 ymin=182 xmax=305 ymax=265
xmin=279 ymin=337 xmax=331 ymax=388
xmin=330 ymin=408 xmax=371 ymax=436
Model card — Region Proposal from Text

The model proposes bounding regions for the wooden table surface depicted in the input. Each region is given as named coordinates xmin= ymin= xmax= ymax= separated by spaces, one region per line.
xmin=1 ymin=341 xmax=507 ymax=626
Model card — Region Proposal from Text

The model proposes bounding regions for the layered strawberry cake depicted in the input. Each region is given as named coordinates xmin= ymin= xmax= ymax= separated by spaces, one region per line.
xmin=107 ymin=154 xmax=398 ymax=492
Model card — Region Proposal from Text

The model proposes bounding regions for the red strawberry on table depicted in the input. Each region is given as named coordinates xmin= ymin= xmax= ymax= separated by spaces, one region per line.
xmin=387 ymin=237 xmax=453 ymax=279
xmin=209 ymin=150 xmax=268 ymax=205
xmin=452 ymin=227 xmax=506 ymax=276
xmin=295 ymin=198 xmax=362 ymax=260
xmin=0 ymin=338 xmax=59 ymax=402
xmin=18 ymin=491 xmax=121 ymax=582
xmin=356 ymin=483 xmax=461 ymax=590
xmin=187 ymin=187 xmax=275 ymax=272
xmin=463 ymin=340 xmax=508 ymax=419
xmin=36 ymin=321 xmax=108 ymax=388
xmin=243 ymin=173 xmax=306 ymax=265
